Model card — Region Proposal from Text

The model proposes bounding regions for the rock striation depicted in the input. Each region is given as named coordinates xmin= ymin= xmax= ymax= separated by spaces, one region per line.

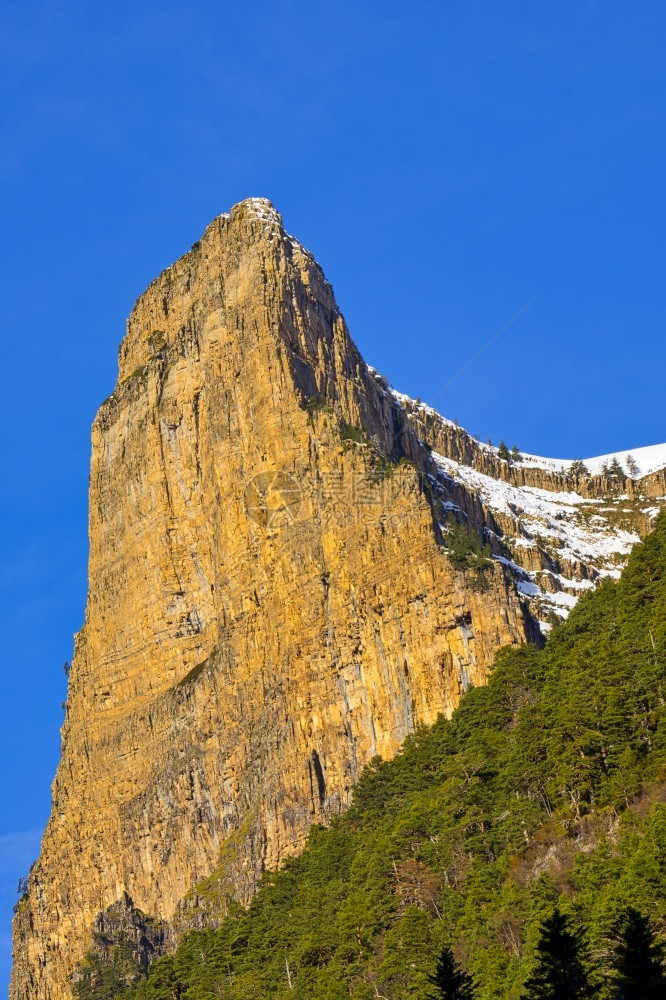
xmin=13 ymin=199 xmax=666 ymax=997
xmin=12 ymin=199 xmax=533 ymax=999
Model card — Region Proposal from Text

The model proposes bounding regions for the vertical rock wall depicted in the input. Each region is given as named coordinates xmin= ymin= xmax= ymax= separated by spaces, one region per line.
xmin=11 ymin=200 xmax=530 ymax=999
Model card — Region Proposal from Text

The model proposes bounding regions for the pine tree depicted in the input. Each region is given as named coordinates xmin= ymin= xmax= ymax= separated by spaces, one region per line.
xmin=609 ymin=457 xmax=625 ymax=482
xmin=625 ymin=454 xmax=640 ymax=478
xmin=521 ymin=909 xmax=597 ymax=999
xmin=73 ymin=935 xmax=143 ymax=1000
xmin=498 ymin=441 xmax=511 ymax=462
xmin=608 ymin=907 xmax=666 ymax=1000
xmin=569 ymin=459 xmax=590 ymax=480
xmin=426 ymin=946 xmax=476 ymax=1000
xmin=512 ymin=444 xmax=523 ymax=462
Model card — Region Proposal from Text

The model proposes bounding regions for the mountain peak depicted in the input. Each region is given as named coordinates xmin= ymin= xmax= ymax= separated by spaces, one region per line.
xmin=231 ymin=195 xmax=281 ymax=221
xmin=12 ymin=202 xmax=665 ymax=999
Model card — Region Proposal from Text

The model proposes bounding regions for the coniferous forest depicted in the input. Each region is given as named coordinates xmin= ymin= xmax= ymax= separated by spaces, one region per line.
xmin=75 ymin=515 xmax=666 ymax=999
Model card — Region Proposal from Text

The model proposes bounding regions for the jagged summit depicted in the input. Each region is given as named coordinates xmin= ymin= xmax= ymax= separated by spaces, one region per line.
xmin=214 ymin=196 xmax=287 ymax=234
xmin=238 ymin=195 xmax=281 ymax=220
xmin=12 ymin=202 xmax=664 ymax=998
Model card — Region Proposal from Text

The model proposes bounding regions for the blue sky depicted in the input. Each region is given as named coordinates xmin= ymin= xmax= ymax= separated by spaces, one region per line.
xmin=1 ymin=0 xmax=665 ymax=989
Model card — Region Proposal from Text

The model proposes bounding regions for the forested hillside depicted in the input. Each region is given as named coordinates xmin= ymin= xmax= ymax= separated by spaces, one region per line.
xmin=76 ymin=515 xmax=666 ymax=1000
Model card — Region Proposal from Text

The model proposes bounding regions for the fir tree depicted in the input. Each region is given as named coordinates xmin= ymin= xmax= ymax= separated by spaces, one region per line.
xmin=426 ymin=946 xmax=476 ymax=1000
xmin=512 ymin=444 xmax=523 ymax=462
xmin=546 ymin=609 xmax=561 ymax=630
xmin=445 ymin=514 xmax=491 ymax=571
xmin=72 ymin=934 xmax=143 ymax=1000
xmin=498 ymin=441 xmax=511 ymax=461
xmin=608 ymin=907 xmax=666 ymax=1000
xmin=521 ymin=909 xmax=597 ymax=999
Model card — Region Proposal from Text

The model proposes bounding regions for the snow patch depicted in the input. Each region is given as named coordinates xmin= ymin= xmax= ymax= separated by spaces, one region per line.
xmin=389 ymin=387 xmax=458 ymax=428
xmin=369 ymin=373 xmax=662 ymax=627
xmin=432 ymin=451 xmax=640 ymax=570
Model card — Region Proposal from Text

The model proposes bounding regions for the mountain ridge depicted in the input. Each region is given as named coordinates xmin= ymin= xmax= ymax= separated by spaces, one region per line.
xmin=11 ymin=198 xmax=664 ymax=998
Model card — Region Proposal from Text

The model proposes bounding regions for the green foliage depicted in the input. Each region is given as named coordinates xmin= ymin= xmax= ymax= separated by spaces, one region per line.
xmin=608 ymin=457 xmax=626 ymax=482
xmin=607 ymin=907 xmax=666 ymax=999
xmin=368 ymin=455 xmax=410 ymax=483
xmin=304 ymin=396 xmax=330 ymax=421
xmin=147 ymin=330 xmax=166 ymax=353
xmin=520 ymin=908 xmax=597 ymax=999
xmin=546 ymin=609 xmax=561 ymax=630
xmin=427 ymin=946 xmax=476 ymax=999
xmin=600 ymin=457 xmax=627 ymax=484
xmin=444 ymin=515 xmax=492 ymax=589
xmin=498 ymin=441 xmax=511 ymax=461
xmin=73 ymin=934 xmax=143 ymax=1000
xmin=511 ymin=445 xmax=523 ymax=463
xmin=340 ymin=423 xmax=368 ymax=447
xmin=336 ymin=418 xmax=409 ymax=480
xmin=625 ymin=455 xmax=640 ymax=479
xmin=93 ymin=515 xmax=666 ymax=1000
xmin=120 ymin=366 xmax=147 ymax=387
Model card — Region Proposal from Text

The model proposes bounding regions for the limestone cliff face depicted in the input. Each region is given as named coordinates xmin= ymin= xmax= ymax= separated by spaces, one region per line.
xmin=11 ymin=200 xmax=531 ymax=999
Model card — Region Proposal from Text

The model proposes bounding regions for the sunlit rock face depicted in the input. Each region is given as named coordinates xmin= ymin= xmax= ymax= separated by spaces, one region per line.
xmin=11 ymin=200 xmax=531 ymax=999
xmin=14 ymin=198 xmax=664 ymax=998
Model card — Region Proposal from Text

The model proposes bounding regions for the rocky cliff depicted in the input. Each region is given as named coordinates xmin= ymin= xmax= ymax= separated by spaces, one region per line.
xmin=12 ymin=199 xmax=665 ymax=999
xmin=387 ymin=386 xmax=666 ymax=626
xmin=11 ymin=199 xmax=534 ymax=999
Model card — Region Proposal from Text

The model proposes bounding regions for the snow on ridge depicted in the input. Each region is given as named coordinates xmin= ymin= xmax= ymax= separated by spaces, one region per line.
xmin=521 ymin=443 xmax=666 ymax=479
xmin=240 ymin=197 xmax=314 ymax=260
xmin=244 ymin=197 xmax=279 ymax=220
xmin=368 ymin=374 xmax=460 ymax=428
xmin=432 ymin=450 xmax=640 ymax=567
xmin=432 ymin=450 xmax=641 ymax=621
xmin=379 ymin=375 xmax=666 ymax=480
xmin=370 ymin=369 xmax=660 ymax=626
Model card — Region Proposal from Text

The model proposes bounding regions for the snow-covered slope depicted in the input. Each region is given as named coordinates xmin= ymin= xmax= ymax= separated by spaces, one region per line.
xmin=432 ymin=451 xmax=643 ymax=629
xmin=376 ymin=371 xmax=666 ymax=632
xmin=520 ymin=442 xmax=666 ymax=478
xmin=383 ymin=376 xmax=666 ymax=480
